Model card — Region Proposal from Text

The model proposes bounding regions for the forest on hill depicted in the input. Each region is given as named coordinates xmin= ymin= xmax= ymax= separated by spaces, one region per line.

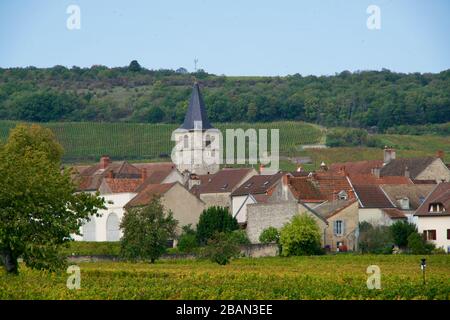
xmin=0 ymin=62 xmax=449 ymax=131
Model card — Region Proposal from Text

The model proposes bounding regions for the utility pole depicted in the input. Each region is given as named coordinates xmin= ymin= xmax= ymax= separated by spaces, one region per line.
xmin=194 ymin=58 xmax=198 ymax=72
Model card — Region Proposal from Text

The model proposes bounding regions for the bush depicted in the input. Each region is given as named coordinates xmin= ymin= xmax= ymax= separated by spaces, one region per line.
xmin=358 ymin=222 xmax=394 ymax=254
xmin=177 ymin=225 xmax=198 ymax=253
xmin=60 ymin=241 xmax=121 ymax=256
xmin=196 ymin=206 xmax=239 ymax=245
xmin=120 ymin=197 xmax=178 ymax=263
xmin=228 ymin=229 xmax=250 ymax=245
xmin=202 ymin=232 xmax=240 ymax=265
xmin=407 ymin=233 xmax=435 ymax=254
xmin=279 ymin=214 xmax=323 ymax=256
xmin=259 ymin=227 xmax=280 ymax=244
xmin=390 ymin=221 xmax=418 ymax=248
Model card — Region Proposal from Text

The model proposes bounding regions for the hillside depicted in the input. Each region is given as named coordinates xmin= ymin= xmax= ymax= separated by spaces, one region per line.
xmin=0 ymin=66 xmax=449 ymax=130
xmin=0 ymin=121 xmax=448 ymax=168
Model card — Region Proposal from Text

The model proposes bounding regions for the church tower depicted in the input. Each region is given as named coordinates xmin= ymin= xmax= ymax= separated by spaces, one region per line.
xmin=172 ymin=82 xmax=221 ymax=175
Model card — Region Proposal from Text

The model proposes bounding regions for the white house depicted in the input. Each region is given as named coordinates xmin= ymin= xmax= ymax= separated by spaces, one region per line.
xmin=414 ymin=182 xmax=450 ymax=252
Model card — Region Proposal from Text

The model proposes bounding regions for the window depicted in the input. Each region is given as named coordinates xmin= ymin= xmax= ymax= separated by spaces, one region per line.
xmin=423 ymin=230 xmax=436 ymax=241
xmin=205 ymin=134 xmax=211 ymax=147
xmin=106 ymin=212 xmax=120 ymax=242
xmin=183 ymin=135 xmax=189 ymax=149
xmin=82 ymin=217 xmax=96 ymax=241
xmin=429 ymin=203 xmax=444 ymax=213
xmin=338 ymin=190 xmax=348 ymax=200
xmin=334 ymin=220 xmax=345 ymax=236
xmin=447 ymin=229 xmax=450 ymax=240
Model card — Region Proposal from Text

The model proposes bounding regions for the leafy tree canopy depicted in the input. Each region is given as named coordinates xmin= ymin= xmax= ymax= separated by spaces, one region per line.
xmin=0 ymin=124 xmax=106 ymax=274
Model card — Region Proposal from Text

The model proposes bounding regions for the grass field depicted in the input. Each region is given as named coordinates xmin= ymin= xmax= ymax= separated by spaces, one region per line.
xmin=1 ymin=255 xmax=449 ymax=299
xmin=0 ymin=120 xmax=448 ymax=167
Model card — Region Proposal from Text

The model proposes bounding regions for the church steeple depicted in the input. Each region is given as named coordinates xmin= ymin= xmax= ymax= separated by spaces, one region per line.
xmin=180 ymin=82 xmax=214 ymax=130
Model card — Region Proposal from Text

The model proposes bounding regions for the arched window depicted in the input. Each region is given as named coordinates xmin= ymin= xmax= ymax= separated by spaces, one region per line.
xmin=106 ymin=212 xmax=120 ymax=241
xmin=183 ymin=135 xmax=189 ymax=148
xmin=83 ymin=217 xmax=96 ymax=241
xmin=205 ymin=134 xmax=211 ymax=147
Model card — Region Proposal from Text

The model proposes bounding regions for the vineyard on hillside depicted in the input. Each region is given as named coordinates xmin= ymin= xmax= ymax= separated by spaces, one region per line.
xmin=0 ymin=121 xmax=324 ymax=163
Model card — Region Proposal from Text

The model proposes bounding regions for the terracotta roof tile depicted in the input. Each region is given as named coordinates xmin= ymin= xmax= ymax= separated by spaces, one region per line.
xmin=126 ymin=183 xmax=177 ymax=208
xmin=353 ymin=184 xmax=394 ymax=208
xmin=231 ymin=172 xmax=283 ymax=196
xmin=382 ymin=208 xmax=407 ymax=219
xmin=330 ymin=160 xmax=383 ymax=176
xmin=193 ymin=168 xmax=254 ymax=194
xmin=380 ymin=157 xmax=436 ymax=178
xmin=415 ymin=182 xmax=450 ymax=216
xmin=103 ymin=178 xmax=142 ymax=193
xmin=349 ymin=174 xmax=412 ymax=186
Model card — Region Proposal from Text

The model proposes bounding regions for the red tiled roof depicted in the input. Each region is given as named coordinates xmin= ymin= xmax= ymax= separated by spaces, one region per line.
xmin=192 ymin=168 xmax=254 ymax=194
xmin=382 ymin=208 xmax=407 ymax=219
xmin=349 ymin=174 xmax=412 ymax=186
xmin=415 ymin=182 xmax=450 ymax=216
xmin=330 ymin=160 xmax=383 ymax=176
xmin=380 ymin=157 xmax=436 ymax=178
xmin=313 ymin=172 xmax=355 ymax=201
xmin=126 ymin=183 xmax=176 ymax=208
xmin=353 ymin=184 xmax=395 ymax=208
xmin=288 ymin=176 xmax=325 ymax=202
xmin=103 ymin=178 xmax=142 ymax=193
xmin=231 ymin=172 xmax=283 ymax=196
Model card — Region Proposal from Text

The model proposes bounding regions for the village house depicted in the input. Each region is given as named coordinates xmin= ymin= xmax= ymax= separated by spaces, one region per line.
xmin=190 ymin=168 xmax=257 ymax=209
xmin=414 ymin=182 xmax=450 ymax=252
xmin=380 ymin=184 xmax=435 ymax=223
xmin=125 ymin=182 xmax=206 ymax=242
xmin=72 ymin=157 xmax=183 ymax=241
xmin=331 ymin=148 xmax=450 ymax=183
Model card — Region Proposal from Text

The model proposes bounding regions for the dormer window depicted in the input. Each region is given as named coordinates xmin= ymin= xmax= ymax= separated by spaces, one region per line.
xmin=338 ymin=190 xmax=348 ymax=200
xmin=429 ymin=203 xmax=445 ymax=213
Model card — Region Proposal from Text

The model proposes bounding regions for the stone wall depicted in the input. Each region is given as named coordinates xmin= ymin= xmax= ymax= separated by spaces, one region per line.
xmin=240 ymin=244 xmax=279 ymax=257
xmin=416 ymin=158 xmax=450 ymax=182
xmin=246 ymin=201 xmax=299 ymax=243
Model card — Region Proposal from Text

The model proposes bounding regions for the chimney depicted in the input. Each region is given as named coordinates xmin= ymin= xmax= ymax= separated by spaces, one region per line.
xmin=436 ymin=150 xmax=444 ymax=159
xmin=100 ymin=155 xmax=111 ymax=169
xmin=141 ymin=168 xmax=147 ymax=182
xmin=383 ymin=147 xmax=396 ymax=165
xmin=106 ymin=170 xmax=114 ymax=179
xmin=320 ymin=161 xmax=328 ymax=171
xmin=371 ymin=167 xmax=381 ymax=178
xmin=404 ymin=166 xmax=410 ymax=178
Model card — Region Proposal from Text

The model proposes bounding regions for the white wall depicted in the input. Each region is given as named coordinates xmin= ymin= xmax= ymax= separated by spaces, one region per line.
xmin=232 ymin=195 xmax=256 ymax=224
xmin=416 ymin=216 xmax=450 ymax=252
xmin=358 ymin=208 xmax=394 ymax=226
xmin=73 ymin=192 xmax=137 ymax=242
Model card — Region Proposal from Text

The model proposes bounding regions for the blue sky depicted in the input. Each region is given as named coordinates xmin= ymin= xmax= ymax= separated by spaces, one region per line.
xmin=0 ymin=0 xmax=449 ymax=76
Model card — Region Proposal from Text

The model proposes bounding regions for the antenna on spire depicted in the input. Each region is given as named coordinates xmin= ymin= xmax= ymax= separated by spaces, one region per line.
xmin=194 ymin=58 xmax=198 ymax=72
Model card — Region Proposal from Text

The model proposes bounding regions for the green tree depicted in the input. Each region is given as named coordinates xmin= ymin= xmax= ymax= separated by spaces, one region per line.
xmin=390 ymin=221 xmax=418 ymax=248
xmin=358 ymin=222 xmax=394 ymax=254
xmin=196 ymin=206 xmax=239 ymax=245
xmin=128 ymin=60 xmax=142 ymax=72
xmin=407 ymin=233 xmax=435 ymax=254
xmin=0 ymin=124 xmax=106 ymax=274
xmin=202 ymin=232 xmax=240 ymax=265
xmin=279 ymin=214 xmax=323 ymax=256
xmin=259 ymin=227 xmax=280 ymax=244
xmin=120 ymin=196 xmax=178 ymax=263
xmin=177 ymin=224 xmax=198 ymax=253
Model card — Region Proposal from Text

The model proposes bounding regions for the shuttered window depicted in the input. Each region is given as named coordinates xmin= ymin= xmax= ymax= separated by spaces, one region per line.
xmin=424 ymin=230 xmax=437 ymax=241
xmin=447 ymin=229 xmax=450 ymax=240
xmin=334 ymin=220 xmax=345 ymax=236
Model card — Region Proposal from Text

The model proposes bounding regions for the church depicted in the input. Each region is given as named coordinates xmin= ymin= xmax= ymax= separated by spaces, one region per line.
xmin=72 ymin=83 xmax=240 ymax=242
xmin=172 ymin=82 xmax=221 ymax=175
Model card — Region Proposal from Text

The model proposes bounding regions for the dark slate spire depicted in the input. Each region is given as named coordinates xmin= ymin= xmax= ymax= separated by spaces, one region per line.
xmin=180 ymin=82 xmax=214 ymax=130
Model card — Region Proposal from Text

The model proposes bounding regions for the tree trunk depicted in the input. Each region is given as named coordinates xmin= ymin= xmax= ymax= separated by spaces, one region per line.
xmin=0 ymin=247 xmax=19 ymax=274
